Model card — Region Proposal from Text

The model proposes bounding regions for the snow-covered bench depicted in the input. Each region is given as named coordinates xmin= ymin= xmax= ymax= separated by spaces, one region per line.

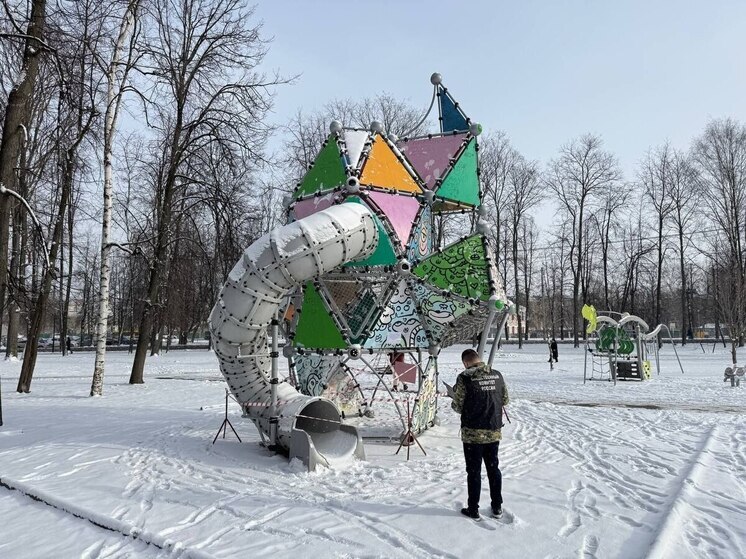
xmin=724 ymin=366 xmax=744 ymax=387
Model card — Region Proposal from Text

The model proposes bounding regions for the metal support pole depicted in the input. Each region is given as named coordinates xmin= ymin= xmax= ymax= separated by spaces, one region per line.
xmin=488 ymin=312 xmax=510 ymax=367
xmin=611 ymin=326 xmax=618 ymax=386
xmin=635 ymin=324 xmax=643 ymax=379
xmin=662 ymin=325 xmax=685 ymax=374
xmin=269 ymin=311 xmax=279 ymax=447
xmin=655 ymin=342 xmax=660 ymax=377
xmin=478 ymin=305 xmax=498 ymax=359
xmin=583 ymin=339 xmax=588 ymax=384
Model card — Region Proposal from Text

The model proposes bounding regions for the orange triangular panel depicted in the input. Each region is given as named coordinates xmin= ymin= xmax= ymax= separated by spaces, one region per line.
xmin=359 ymin=135 xmax=422 ymax=194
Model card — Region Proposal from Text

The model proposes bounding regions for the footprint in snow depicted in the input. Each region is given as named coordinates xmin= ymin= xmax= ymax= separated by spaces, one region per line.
xmin=581 ymin=534 xmax=599 ymax=558
xmin=558 ymin=513 xmax=581 ymax=537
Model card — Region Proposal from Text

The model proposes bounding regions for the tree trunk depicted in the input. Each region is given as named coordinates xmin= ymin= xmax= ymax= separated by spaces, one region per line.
xmin=602 ymin=211 xmax=611 ymax=310
xmin=574 ymin=207 xmax=584 ymax=348
xmin=6 ymin=201 xmax=23 ymax=359
xmin=655 ymin=214 xmax=664 ymax=345
xmin=16 ymin=154 xmax=73 ymax=392
xmin=0 ymin=0 xmax=47 ymax=346
xmin=129 ymin=164 xmax=178 ymax=383
xmin=512 ymin=222 xmax=522 ymax=349
xmin=60 ymin=210 xmax=69 ymax=356
xmin=91 ymin=0 xmax=138 ymax=396
xmin=678 ymin=221 xmax=687 ymax=344
xmin=91 ymin=134 xmax=116 ymax=392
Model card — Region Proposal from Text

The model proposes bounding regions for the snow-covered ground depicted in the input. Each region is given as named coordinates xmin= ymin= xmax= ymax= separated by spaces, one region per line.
xmin=0 ymin=344 xmax=744 ymax=558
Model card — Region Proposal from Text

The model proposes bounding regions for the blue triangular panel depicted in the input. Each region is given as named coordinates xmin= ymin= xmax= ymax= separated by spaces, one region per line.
xmin=439 ymin=86 xmax=469 ymax=133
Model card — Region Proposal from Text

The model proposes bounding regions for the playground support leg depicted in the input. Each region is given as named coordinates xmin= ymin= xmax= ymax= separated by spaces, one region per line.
xmin=583 ymin=341 xmax=588 ymax=384
xmin=478 ymin=305 xmax=497 ymax=359
xmin=661 ymin=325 xmax=685 ymax=375
xmin=488 ymin=312 xmax=510 ymax=367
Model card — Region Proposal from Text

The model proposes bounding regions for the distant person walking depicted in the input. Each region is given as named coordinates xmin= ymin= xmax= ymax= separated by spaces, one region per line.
xmin=451 ymin=348 xmax=509 ymax=520
xmin=66 ymin=336 xmax=73 ymax=354
xmin=550 ymin=338 xmax=558 ymax=363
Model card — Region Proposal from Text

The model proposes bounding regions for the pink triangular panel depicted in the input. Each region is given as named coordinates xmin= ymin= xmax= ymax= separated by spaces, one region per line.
xmin=292 ymin=193 xmax=336 ymax=220
xmin=367 ymin=191 xmax=420 ymax=248
xmin=399 ymin=134 xmax=467 ymax=189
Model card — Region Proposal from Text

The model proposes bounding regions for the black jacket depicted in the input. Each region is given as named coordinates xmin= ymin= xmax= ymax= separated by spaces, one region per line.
xmin=457 ymin=364 xmax=506 ymax=431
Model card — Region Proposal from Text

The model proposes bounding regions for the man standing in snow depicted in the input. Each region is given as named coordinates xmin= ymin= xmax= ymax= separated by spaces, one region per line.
xmin=451 ymin=348 xmax=509 ymax=520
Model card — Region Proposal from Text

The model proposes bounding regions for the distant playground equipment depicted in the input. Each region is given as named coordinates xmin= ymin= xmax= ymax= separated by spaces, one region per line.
xmin=582 ymin=305 xmax=684 ymax=385
xmin=724 ymin=366 xmax=744 ymax=387
xmin=209 ymin=74 xmax=508 ymax=470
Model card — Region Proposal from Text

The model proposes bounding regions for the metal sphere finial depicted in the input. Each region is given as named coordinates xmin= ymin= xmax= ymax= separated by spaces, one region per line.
xmin=469 ymin=122 xmax=482 ymax=136
xmin=345 ymin=176 xmax=360 ymax=194
xmin=330 ymin=120 xmax=343 ymax=133
xmin=430 ymin=72 xmax=442 ymax=85
xmin=370 ymin=120 xmax=384 ymax=134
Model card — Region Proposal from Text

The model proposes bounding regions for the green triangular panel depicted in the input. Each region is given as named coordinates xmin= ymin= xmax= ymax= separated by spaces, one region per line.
xmin=295 ymin=138 xmax=346 ymax=199
xmin=344 ymin=197 xmax=398 ymax=267
xmin=435 ymin=139 xmax=480 ymax=206
xmin=413 ymin=235 xmax=492 ymax=301
xmin=294 ymin=282 xmax=347 ymax=349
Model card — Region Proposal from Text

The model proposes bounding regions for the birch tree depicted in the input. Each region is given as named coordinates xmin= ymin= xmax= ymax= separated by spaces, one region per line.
xmin=90 ymin=0 xmax=141 ymax=397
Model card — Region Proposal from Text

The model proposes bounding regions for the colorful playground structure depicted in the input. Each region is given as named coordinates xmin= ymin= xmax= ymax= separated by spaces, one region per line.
xmin=582 ymin=305 xmax=684 ymax=385
xmin=209 ymin=74 xmax=508 ymax=470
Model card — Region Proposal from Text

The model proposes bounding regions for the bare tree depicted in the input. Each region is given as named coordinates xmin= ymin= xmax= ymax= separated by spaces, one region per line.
xmin=507 ymin=154 xmax=542 ymax=347
xmin=90 ymin=0 xmax=141 ymax=396
xmin=520 ymin=216 xmax=538 ymax=341
xmin=128 ymin=0 xmax=278 ymax=384
xmin=639 ymin=143 xmax=677 ymax=336
xmin=546 ymin=134 xmax=621 ymax=346
xmin=692 ymin=118 xmax=746 ymax=357
xmin=479 ymin=132 xmax=513 ymax=271
xmin=666 ymin=150 xmax=699 ymax=343
xmin=592 ymin=181 xmax=630 ymax=309
xmin=17 ymin=0 xmax=99 ymax=392
xmin=618 ymin=202 xmax=654 ymax=314
xmin=0 ymin=0 xmax=49 ymax=338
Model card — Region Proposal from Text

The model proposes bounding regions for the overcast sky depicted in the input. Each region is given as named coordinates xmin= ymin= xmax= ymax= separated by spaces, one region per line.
xmin=255 ymin=0 xmax=746 ymax=179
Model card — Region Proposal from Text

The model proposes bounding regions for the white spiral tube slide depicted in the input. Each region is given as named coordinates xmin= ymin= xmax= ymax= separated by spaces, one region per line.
xmin=208 ymin=203 xmax=378 ymax=469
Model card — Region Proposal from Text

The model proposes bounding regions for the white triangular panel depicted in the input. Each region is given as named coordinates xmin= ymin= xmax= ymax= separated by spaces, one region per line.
xmin=343 ymin=130 xmax=369 ymax=171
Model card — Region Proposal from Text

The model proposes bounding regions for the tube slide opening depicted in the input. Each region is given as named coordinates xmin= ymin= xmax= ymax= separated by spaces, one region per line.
xmin=295 ymin=400 xmax=340 ymax=434
xmin=294 ymin=400 xmax=360 ymax=463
